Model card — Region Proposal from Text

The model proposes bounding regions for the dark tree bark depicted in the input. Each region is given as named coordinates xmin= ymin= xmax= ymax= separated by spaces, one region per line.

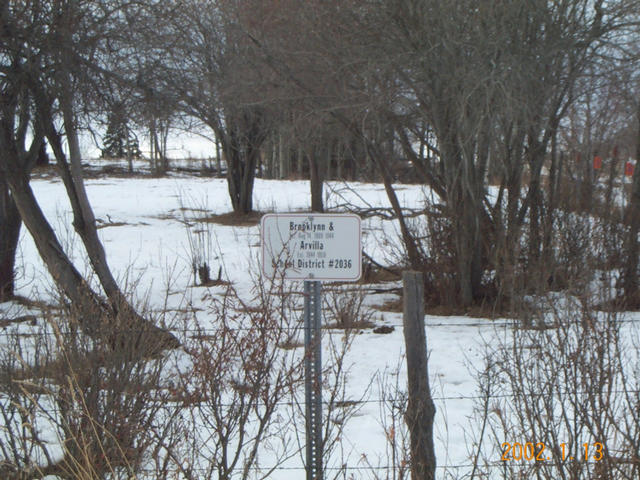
xmin=222 ymin=113 xmax=266 ymax=215
xmin=36 ymin=83 xmax=125 ymax=305
xmin=224 ymin=138 xmax=258 ymax=215
xmin=0 ymin=136 xmax=101 ymax=314
xmin=308 ymin=146 xmax=324 ymax=213
xmin=436 ymin=118 xmax=487 ymax=307
xmin=36 ymin=141 xmax=49 ymax=167
xmin=0 ymin=84 xmax=42 ymax=302
xmin=0 ymin=172 xmax=21 ymax=301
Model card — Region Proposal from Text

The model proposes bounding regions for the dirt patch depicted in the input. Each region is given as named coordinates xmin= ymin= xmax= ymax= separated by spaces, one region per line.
xmin=196 ymin=211 xmax=263 ymax=227
xmin=372 ymin=325 xmax=395 ymax=334
xmin=96 ymin=221 xmax=130 ymax=229
xmin=30 ymin=164 xmax=58 ymax=180
xmin=178 ymin=206 xmax=209 ymax=214
xmin=151 ymin=211 xmax=181 ymax=222
xmin=324 ymin=319 xmax=377 ymax=330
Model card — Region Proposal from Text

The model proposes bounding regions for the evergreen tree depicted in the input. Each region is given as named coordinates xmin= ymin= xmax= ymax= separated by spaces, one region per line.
xmin=101 ymin=105 xmax=141 ymax=159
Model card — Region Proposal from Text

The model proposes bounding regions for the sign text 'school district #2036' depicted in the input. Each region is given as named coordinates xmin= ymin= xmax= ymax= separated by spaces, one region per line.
xmin=260 ymin=213 xmax=362 ymax=282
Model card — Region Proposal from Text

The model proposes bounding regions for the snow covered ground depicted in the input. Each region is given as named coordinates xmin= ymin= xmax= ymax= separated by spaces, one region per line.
xmin=3 ymin=163 xmax=637 ymax=479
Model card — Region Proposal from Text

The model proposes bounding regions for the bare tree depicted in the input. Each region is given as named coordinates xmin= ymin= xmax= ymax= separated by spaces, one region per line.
xmin=141 ymin=0 xmax=275 ymax=214
xmin=0 ymin=75 xmax=43 ymax=302
xmin=0 ymin=0 xmax=178 ymax=350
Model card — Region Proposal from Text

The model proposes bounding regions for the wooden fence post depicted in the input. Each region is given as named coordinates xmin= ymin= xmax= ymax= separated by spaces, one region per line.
xmin=402 ymin=271 xmax=436 ymax=480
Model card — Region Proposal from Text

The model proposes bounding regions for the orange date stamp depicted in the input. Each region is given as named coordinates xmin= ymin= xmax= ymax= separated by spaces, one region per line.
xmin=501 ymin=442 xmax=605 ymax=462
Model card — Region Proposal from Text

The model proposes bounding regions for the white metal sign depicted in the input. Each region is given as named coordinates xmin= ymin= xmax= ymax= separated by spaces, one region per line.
xmin=261 ymin=213 xmax=362 ymax=281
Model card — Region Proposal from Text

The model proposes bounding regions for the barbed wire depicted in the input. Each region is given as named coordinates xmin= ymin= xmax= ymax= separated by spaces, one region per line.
xmin=2 ymin=315 xmax=640 ymax=335
xmin=126 ymin=460 xmax=620 ymax=473
xmin=4 ymin=459 xmax=634 ymax=477
xmin=4 ymin=386 xmax=639 ymax=412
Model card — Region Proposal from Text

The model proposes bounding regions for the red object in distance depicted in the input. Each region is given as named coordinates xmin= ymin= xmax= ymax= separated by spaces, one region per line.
xmin=593 ymin=156 xmax=602 ymax=169
xmin=625 ymin=161 xmax=634 ymax=177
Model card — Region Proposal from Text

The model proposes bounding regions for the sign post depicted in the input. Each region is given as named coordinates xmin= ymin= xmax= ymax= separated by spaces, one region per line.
xmin=304 ymin=280 xmax=322 ymax=480
xmin=261 ymin=213 xmax=361 ymax=480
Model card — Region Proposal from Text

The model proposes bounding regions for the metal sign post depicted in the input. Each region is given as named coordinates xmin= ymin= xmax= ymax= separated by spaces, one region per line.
xmin=261 ymin=213 xmax=361 ymax=480
xmin=304 ymin=280 xmax=322 ymax=480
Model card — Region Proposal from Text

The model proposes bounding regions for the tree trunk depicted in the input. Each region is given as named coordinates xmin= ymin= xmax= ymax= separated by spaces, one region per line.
xmin=44 ymin=93 xmax=125 ymax=305
xmin=452 ymin=194 xmax=483 ymax=307
xmin=509 ymin=128 xmax=548 ymax=294
xmin=441 ymin=130 xmax=484 ymax=307
xmin=150 ymin=123 xmax=165 ymax=175
xmin=149 ymin=121 xmax=156 ymax=173
xmin=308 ymin=147 xmax=324 ymax=213
xmin=278 ymin=132 xmax=288 ymax=179
xmin=325 ymin=140 xmax=332 ymax=181
xmin=124 ymin=123 xmax=133 ymax=174
xmin=0 ymin=103 xmax=43 ymax=303
xmin=161 ymin=120 xmax=170 ymax=173
xmin=215 ymin=137 xmax=222 ymax=177
xmin=370 ymin=143 xmax=422 ymax=269
xmin=36 ymin=142 xmax=49 ymax=167
xmin=495 ymin=134 xmax=525 ymax=308
xmin=241 ymin=142 xmax=258 ymax=213
xmin=225 ymin=128 xmax=261 ymax=215
xmin=543 ymin=136 xmax=560 ymax=260
xmin=2 ymin=153 xmax=179 ymax=351
xmin=2 ymin=149 xmax=102 ymax=314
xmin=297 ymin=145 xmax=304 ymax=179
xmin=25 ymin=89 xmax=179 ymax=352
xmin=528 ymin=176 xmax=542 ymax=265
xmin=0 ymin=173 xmax=21 ymax=301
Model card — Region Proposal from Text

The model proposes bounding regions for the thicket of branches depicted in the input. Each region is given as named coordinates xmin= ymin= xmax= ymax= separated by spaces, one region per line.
xmin=3 ymin=0 xmax=640 ymax=310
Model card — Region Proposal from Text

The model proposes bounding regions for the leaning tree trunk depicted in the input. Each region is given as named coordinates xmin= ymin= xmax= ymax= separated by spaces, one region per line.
xmin=3 ymin=88 xmax=179 ymax=353
xmin=2 ymin=146 xmax=179 ymax=352
xmin=58 ymin=98 xmax=177 ymax=349
xmin=0 ymin=109 xmax=43 ymax=303
xmin=0 ymin=172 xmax=21 ymax=301
xmin=39 ymin=88 xmax=126 ymax=307
xmin=2 ymin=144 xmax=103 ymax=314
xmin=370 ymin=144 xmax=422 ymax=270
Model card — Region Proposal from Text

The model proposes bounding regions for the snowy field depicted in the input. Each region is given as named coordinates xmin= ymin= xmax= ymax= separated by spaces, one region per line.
xmin=2 ymin=162 xmax=638 ymax=479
